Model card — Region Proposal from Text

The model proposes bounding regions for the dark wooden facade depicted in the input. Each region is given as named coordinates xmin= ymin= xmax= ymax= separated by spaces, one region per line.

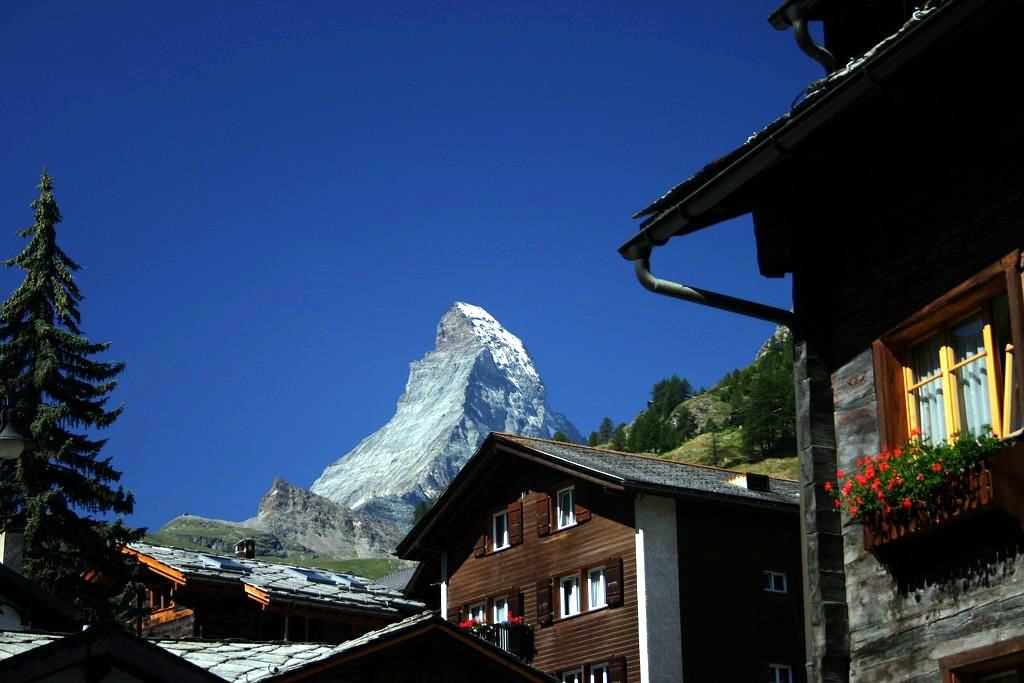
xmin=623 ymin=1 xmax=1024 ymax=680
xmin=676 ymin=500 xmax=804 ymax=681
xmin=444 ymin=460 xmax=641 ymax=680
xmin=401 ymin=434 xmax=806 ymax=682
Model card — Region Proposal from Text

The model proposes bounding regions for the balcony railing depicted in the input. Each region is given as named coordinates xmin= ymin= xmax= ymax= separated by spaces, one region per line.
xmin=460 ymin=622 xmax=533 ymax=659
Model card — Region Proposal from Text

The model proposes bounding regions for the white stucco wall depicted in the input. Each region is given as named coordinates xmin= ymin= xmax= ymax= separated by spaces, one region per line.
xmin=634 ymin=493 xmax=683 ymax=683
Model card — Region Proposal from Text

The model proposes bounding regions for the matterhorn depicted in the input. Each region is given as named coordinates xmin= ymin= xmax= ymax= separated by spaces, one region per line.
xmin=311 ymin=302 xmax=579 ymax=528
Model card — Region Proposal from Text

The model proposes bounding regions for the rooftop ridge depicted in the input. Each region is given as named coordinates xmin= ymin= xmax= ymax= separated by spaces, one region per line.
xmin=494 ymin=432 xmax=797 ymax=482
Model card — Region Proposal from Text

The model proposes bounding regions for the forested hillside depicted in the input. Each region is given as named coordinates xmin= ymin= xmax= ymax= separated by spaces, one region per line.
xmin=587 ymin=329 xmax=798 ymax=480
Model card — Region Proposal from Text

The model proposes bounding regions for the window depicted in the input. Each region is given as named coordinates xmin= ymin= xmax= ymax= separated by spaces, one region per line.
xmin=875 ymin=255 xmax=1023 ymax=447
xmin=560 ymin=670 xmax=582 ymax=683
xmin=763 ymin=570 xmax=788 ymax=594
xmin=940 ymin=634 xmax=1024 ymax=682
xmin=492 ymin=510 xmax=510 ymax=551
xmin=468 ymin=602 xmax=486 ymax=623
xmin=492 ymin=595 xmax=509 ymax=623
xmin=588 ymin=567 xmax=606 ymax=609
xmin=906 ymin=303 xmax=1009 ymax=441
xmin=768 ymin=663 xmax=793 ymax=683
xmin=590 ymin=663 xmax=608 ymax=683
xmin=560 ymin=574 xmax=580 ymax=617
xmin=557 ymin=486 xmax=576 ymax=529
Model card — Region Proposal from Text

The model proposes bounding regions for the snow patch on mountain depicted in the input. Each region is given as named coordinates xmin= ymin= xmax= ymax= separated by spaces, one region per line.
xmin=310 ymin=302 xmax=579 ymax=528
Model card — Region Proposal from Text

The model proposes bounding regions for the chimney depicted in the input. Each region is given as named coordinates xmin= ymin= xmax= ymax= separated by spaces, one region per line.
xmin=234 ymin=538 xmax=256 ymax=560
xmin=0 ymin=530 xmax=24 ymax=574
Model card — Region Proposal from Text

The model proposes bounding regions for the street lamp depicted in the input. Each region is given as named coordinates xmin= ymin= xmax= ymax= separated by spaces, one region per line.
xmin=0 ymin=401 xmax=28 ymax=461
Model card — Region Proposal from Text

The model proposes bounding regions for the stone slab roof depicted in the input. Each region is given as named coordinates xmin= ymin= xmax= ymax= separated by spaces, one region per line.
xmin=0 ymin=612 xmax=556 ymax=682
xmin=496 ymin=433 xmax=799 ymax=506
xmin=374 ymin=564 xmax=418 ymax=593
xmin=128 ymin=543 xmax=424 ymax=617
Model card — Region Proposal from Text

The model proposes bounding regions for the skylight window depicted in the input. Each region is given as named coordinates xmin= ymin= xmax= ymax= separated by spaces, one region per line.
xmin=286 ymin=567 xmax=338 ymax=585
xmin=337 ymin=574 xmax=365 ymax=590
xmin=198 ymin=554 xmax=251 ymax=574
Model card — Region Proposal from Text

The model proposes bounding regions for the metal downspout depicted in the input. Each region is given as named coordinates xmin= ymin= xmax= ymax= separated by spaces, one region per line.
xmin=787 ymin=6 xmax=837 ymax=73
xmin=634 ymin=250 xmax=797 ymax=332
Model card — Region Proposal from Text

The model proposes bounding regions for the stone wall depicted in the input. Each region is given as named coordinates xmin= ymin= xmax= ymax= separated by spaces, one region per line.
xmin=832 ymin=350 xmax=1024 ymax=681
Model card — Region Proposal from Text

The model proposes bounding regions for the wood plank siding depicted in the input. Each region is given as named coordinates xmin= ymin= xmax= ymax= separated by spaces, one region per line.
xmin=446 ymin=459 xmax=641 ymax=681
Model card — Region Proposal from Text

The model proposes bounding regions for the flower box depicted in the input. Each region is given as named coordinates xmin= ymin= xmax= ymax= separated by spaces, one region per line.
xmin=862 ymin=439 xmax=1024 ymax=552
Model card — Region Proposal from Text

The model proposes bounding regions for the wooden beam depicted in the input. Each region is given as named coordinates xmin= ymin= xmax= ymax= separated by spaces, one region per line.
xmin=122 ymin=547 xmax=187 ymax=586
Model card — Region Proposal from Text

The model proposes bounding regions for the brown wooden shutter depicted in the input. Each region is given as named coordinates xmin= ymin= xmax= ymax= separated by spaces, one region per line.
xmin=606 ymin=556 xmax=624 ymax=607
xmin=608 ymin=655 xmax=627 ymax=683
xmin=508 ymin=586 xmax=522 ymax=617
xmin=536 ymin=493 xmax=551 ymax=536
xmin=509 ymin=499 xmax=524 ymax=546
xmin=473 ymin=526 xmax=487 ymax=558
xmin=448 ymin=604 xmax=463 ymax=623
xmin=872 ymin=339 xmax=909 ymax=449
xmin=575 ymin=483 xmax=592 ymax=523
xmin=582 ymin=664 xmax=591 ymax=681
xmin=536 ymin=578 xmax=553 ymax=625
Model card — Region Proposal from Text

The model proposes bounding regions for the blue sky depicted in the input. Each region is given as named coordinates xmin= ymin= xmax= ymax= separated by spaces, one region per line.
xmin=0 ymin=1 xmax=820 ymax=531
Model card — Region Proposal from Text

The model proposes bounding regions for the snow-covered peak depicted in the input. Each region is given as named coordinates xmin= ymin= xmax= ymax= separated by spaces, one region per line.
xmin=441 ymin=302 xmax=540 ymax=382
xmin=310 ymin=302 xmax=578 ymax=528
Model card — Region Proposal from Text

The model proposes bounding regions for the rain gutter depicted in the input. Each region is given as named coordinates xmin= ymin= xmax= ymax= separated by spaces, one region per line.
xmin=617 ymin=0 xmax=980 ymax=323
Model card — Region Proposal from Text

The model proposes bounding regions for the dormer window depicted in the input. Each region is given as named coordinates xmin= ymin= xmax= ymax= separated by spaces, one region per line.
xmin=492 ymin=510 xmax=510 ymax=551
xmin=557 ymin=486 xmax=576 ymax=529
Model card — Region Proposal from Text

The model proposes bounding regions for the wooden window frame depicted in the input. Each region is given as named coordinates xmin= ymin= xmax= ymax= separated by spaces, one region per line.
xmin=768 ymin=662 xmax=794 ymax=683
xmin=492 ymin=509 xmax=510 ymax=552
xmin=560 ymin=669 xmax=583 ymax=683
xmin=559 ymin=573 xmax=581 ymax=618
xmin=557 ymin=486 xmax=577 ymax=529
xmin=467 ymin=601 xmax=486 ymax=623
xmin=940 ymin=635 xmax=1024 ymax=682
xmin=763 ymin=570 xmax=788 ymax=594
xmin=873 ymin=251 xmax=1024 ymax=448
xmin=589 ymin=663 xmax=609 ymax=683
xmin=491 ymin=594 xmax=509 ymax=623
xmin=588 ymin=566 xmax=607 ymax=610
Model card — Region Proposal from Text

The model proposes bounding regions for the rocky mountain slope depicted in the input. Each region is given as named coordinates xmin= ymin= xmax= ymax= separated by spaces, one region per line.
xmin=245 ymin=478 xmax=402 ymax=557
xmin=151 ymin=479 xmax=400 ymax=560
xmin=153 ymin=302 xmax=579 ymax=559
xmin=310 ymin=302 xmax=579 ymax=527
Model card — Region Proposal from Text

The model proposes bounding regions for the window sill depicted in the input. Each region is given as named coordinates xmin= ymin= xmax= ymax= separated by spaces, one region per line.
xmin=554 ymin=605 xmax=609 ymax=624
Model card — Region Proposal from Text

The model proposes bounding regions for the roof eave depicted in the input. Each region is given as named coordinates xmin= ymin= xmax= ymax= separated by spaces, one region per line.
xmin=618 ymin=0 xmax=980 ymax=263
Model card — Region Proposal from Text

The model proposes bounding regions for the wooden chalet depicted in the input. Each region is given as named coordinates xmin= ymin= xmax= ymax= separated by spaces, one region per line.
xmin=398 ymin=433 xmax=805 ymax=682
xmin=124 ymin=543 xmax=424 ymax=643
xmin=0 ymin=613 xmax=557 ymax=683
xmin=618 ymin=0 xmax=1024 ymax=680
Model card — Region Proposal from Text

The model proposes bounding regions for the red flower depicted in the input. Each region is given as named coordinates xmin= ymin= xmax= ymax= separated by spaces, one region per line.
xmin=931 ymin=462 xmax=943 ymax=472
xmin=878 ymin=462 xmax=889 ymax=473
xmin=834 ymin=498 xmax=841 ymax=509
xmin=823 ymin=481 xmax=832 ymax=492
xmin=850 ymin=505 xmax=859 ymax=516
xmin=916 ymin=473 xmax=925 ymax=481
xmin=911 ymin=427 xmax=921 ymax=437
xmin=902 ymin=498 xmax=912 ymax=509
xmin=836 ymin=470 xmax=846 ymax=479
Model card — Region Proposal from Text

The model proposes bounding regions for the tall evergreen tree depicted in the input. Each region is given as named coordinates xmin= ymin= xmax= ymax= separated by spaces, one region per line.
xmin=0 ymin=172 xmax=142 ymax=621
xmin=610 ymin=423 xmax=627 ymax=451
xmin=597 ymin=417 xmax=614 ymax=443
